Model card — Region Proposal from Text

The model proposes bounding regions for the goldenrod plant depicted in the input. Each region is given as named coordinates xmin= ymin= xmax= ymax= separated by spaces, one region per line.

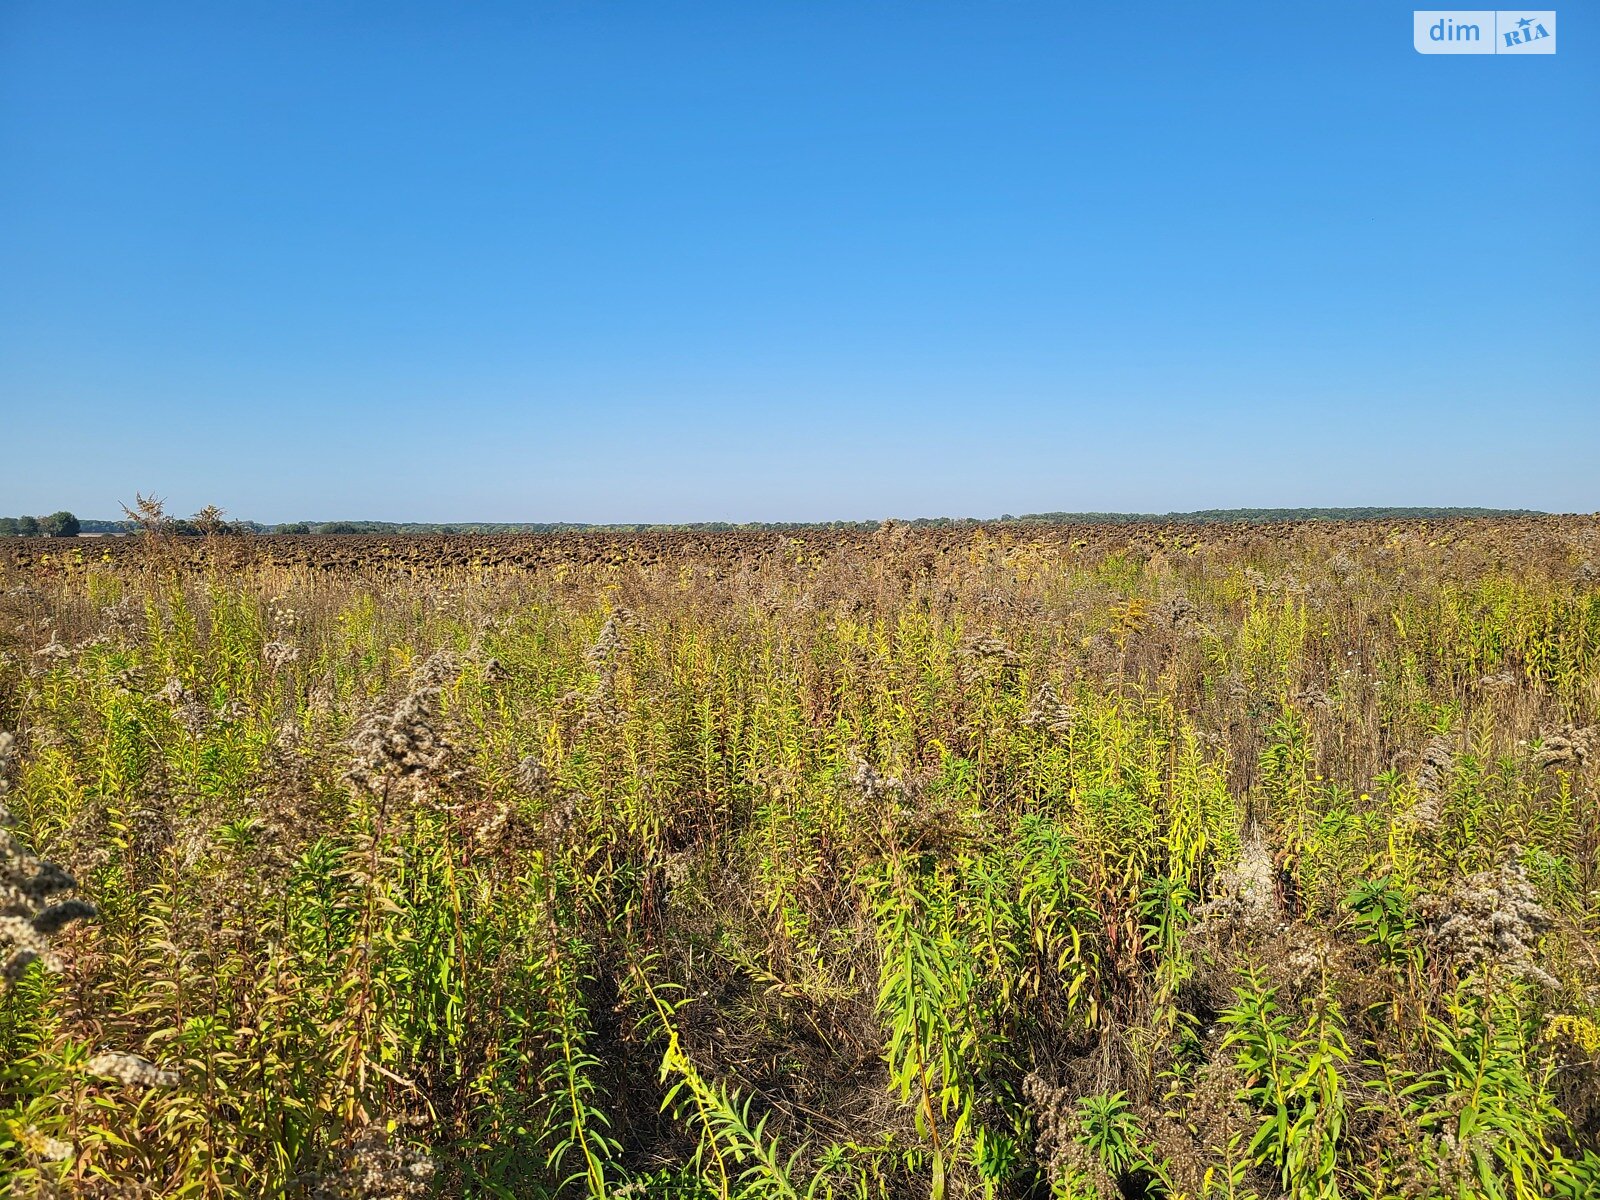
xmin=0 ymin=516 xmax=1597 ymax=1197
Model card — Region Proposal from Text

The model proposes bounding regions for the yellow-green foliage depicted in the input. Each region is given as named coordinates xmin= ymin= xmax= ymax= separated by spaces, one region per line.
xmin=1 ymin=520 xmax=1598 ymax=1198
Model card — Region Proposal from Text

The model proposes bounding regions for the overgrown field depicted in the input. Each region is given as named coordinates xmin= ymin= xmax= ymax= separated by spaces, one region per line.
xmin=2 ymin=520 xmax=1599 ymax=1199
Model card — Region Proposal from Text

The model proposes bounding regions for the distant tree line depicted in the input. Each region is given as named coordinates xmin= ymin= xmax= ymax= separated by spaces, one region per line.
xmin=1004 ymin=507 xmax=1547 ymax=525
xmin=54 ymin=506 xmax=1551 ymax=537
xmin=0 ymin=512 xmax=80 ymax=537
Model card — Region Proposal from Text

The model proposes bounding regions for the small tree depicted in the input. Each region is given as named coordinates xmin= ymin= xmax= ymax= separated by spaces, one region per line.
xmin=40 ymin=511 xmax=80 ymax=538
xmin=15 ymin=516 xmax=39 ymax=537
xmin=0 ymin=518 xmax=18 ymax=536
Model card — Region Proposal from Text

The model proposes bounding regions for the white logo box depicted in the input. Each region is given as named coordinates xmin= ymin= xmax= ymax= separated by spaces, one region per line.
xmin=1414 ymin=10 xmax=1556 ymax=54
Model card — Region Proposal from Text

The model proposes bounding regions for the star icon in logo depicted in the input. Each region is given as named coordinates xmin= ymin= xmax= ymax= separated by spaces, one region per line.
xmin=1517 ymin=16 xmax=1534 ymax=28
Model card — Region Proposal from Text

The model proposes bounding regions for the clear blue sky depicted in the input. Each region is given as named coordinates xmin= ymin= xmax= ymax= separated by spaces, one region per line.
xmin=2 ymin=2 xmax=1595 ymax=523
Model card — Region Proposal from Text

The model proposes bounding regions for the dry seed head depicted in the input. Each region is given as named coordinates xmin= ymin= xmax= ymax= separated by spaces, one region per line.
xmin=1021 ymin=1072 xmax=1117 ymax=1196
xmin=662 ymin=846 xmax=696 ymax=892
xmin=847 ymin=749 xmax=907 ymax=806
xmin=1021 ymin=1070 xmax=1077 ymax=1183
xmin=1431 ymin=1129 xmax=1497 ymax=1196
xmin=159 ymin=676 xmax=212 ymax=735
xmin=33 ymin=638 xmax=71 ymax=663
xmin=409 ymin=649 xmax=460 ymax=691
xmin=1193 ymin=833 xmax=1279 ymax=936
xmin=959 ymin=633 xmax=1021 ymax=689
xmin=1022 ymin=682 xmax=1075 ymax=735
xmin=264 ymin=640 xmax=300 ymax=669
xmin=347 ymin=652 xmax=461 ymax=794
xmin=99 ymin=597 xmax=144 ymax=639
xmin=1293 ymin=686 xmax=1334 ymax=713
xmin=1155 ymin=594 xmax=1200 ymax=631
xmin=578 ymin=617 xmax=632 ymax=730
xmin=468 ymin=800 xmax=514 ymax=848
xmin=314 ymin=1122 xmax=435 ymax=1200
xmin=1401 ymin=734 xmax=1455 ymax=832
xmin=17 ymin=1124 xmax=73 ymax=1163
xmin=86 ymin=1050 xmax=179 ymax=1089
xmin=1533 ymin=725 xmax=1594 ymax=770
xmin=1417 ymin=861 xmax=1556 ymax=988
xmin=1415 ymin=736 xmax=1454 ymax=797
xmin=542 ymin=793 xmax=580 ymax=846
xmin=348 ymin=691 xmax=453 ymax=790
xmin=514 ymin=754 xmax=550 ymax=793
xmin=1 ymin=915 xmax=55 ymax=981
xmin=587 ymin=609 xmax=635 ymax=665
xmin=961 ymin=633 xmax=1019 ymax=666
xmin=29 ymin=897 xmax=97 ymax=935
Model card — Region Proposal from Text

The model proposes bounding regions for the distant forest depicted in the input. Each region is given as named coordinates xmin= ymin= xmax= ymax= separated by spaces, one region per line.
xmin=33 ymin=506 xmax=1551 ymax=536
